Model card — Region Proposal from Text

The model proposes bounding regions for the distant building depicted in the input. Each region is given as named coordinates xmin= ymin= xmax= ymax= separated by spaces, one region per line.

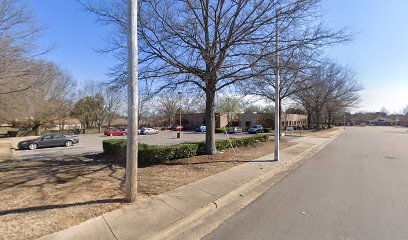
xmin=176 ymin=111 xmax=308 ymax=130
xmin=237 ymin=111 xmax=307 ymax=129
xmin=174 ymin=113 xmax=228 ymax=130
xmin=368 ymin=117 xmax=397 ymax=126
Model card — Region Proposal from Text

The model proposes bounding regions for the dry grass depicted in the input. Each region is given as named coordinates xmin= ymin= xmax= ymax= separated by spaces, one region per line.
xmin=0 ymin=140 xmax=294 ymax=240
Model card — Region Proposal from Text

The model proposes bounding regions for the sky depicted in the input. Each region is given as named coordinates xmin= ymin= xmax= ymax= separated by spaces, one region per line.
xmin=23 ymin=0 xmax=408 ymax=114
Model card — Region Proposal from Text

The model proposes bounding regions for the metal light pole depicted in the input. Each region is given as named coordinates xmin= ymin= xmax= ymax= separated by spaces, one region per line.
xmin=125 ymin=0 xmax=138 ymax=203
xmin=274 ymin=7 xmax=280 ymax=161
xmin=178 ymin=92 xmax=182 ymax=127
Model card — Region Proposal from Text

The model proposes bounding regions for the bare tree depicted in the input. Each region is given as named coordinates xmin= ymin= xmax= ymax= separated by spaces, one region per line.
xmin=81 ymin=0 xmax=350 ymax=154
xmin=0 ymin=0 xmax=49 ymax=95
xmin=216 ymin=96 xmax=244 ymax=127
xmin=294 ymin=61 xmax=361 ymax=130
xmin=155 ymin=93 xmax=181 ymax=127
xmin=0 ymin=63 xmax=76 ymax=135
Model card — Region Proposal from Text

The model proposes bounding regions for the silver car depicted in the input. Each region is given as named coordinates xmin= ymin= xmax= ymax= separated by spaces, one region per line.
xmin=228 ymin=126 xmax=243 ymax=133
xmin=141 ymin=127 xmax=159 ymax=135
xmin=18 ymin=133 xmax=79 ymax=150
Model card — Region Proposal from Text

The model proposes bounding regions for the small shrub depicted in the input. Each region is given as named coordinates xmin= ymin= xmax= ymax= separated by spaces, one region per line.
xmin=215 ymin=128 xmax=226 ymax=134
xmin=263 ymin=128 xmax=272 ymax=133
xmin=102 ymin=139 xmax=127 ymax=161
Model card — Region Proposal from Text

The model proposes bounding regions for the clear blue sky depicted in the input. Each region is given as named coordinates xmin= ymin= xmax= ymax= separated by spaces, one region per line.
xmin=24 ymin=0 xmax=408 ymax=113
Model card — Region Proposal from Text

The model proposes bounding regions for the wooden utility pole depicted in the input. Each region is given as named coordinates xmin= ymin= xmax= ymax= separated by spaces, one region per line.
xmin=125 ymin=0 xmax=138 ymax=202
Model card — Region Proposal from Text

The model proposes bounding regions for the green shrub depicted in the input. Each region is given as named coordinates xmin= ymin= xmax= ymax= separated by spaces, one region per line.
xmin=102 ymin=139 xmax=127 ymax=161
xmin=263 ymin=128 xmax=273 ymax=133
xmin=215 ymin=128 xmax=226 ymax=133
xmin=103 ymin=134 xmax=270 ymax=165
xmin=138 ymin=144 xmax=198 ymax=166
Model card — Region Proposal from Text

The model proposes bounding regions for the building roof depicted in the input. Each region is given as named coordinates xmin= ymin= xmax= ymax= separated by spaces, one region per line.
xmin=369 ymin=117 xmax=395 ymax=122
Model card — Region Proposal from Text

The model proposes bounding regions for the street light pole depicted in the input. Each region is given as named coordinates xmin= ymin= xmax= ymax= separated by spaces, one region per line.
xmin=177 ymin=91 xmax=182 ymax=138
xmin=125 ymin=0 xmax=138 ymax=203
xmin=274 ymin=7 xmax=280 ymax=161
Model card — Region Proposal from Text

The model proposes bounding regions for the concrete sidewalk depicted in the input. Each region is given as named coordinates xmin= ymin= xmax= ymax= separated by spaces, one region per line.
xmin=39 ymin=129 xmax=344 ymax=240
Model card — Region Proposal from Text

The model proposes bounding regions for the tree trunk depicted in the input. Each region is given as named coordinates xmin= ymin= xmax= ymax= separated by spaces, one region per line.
xmin=328 ymin=112 xmax=333 ymax=128
xmin=33 ymin=123 xmax=41 ymax=136
xmin=307 ymin=111 xmax=312 ymax=129
xmin=205 ymin=89 xmax=216 ymax=155
xmin=315 ymin=110 xmax=322 ymax=130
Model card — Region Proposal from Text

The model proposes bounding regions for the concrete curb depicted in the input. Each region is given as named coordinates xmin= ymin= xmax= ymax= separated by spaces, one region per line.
xmin=147 ymin=129 xmax=345 ymax=240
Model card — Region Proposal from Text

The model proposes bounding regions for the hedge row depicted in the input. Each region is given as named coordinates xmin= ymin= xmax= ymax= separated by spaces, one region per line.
xmin=103 ymin=134 xmax=269 ymax=166
xmin=215 ymin=128 xmax=226 ymax=133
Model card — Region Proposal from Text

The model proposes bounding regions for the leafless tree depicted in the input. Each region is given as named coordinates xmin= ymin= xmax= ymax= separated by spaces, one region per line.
xmin=216 ymin=95 xmax=244 ymax=126
xmin=0 ymin=63 xmax=76 ymax=135
xmin=294 ymin=61 xmax=361 ymax=130
xmin=0 ymin=0 xmax=49 ymax=95
xmin=81 ymin=0 xmax=351 ymax=154
xmin=155 ymin=93 xmax=181 ymax=127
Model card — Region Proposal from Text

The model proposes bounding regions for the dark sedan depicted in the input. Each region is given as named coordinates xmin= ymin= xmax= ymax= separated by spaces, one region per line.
xmin=18 ymin=133 xmax=79 ymax=150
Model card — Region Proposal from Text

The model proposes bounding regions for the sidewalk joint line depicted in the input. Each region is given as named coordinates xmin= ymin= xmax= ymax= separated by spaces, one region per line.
xmin=102 ymin=214 xmax=119 ymax=240
xmin=157 ymin=198 xmax=186 ymax=217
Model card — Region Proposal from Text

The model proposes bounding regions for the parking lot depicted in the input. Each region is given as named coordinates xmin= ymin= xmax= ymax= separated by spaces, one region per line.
xmin=12 ymin=131 xmax=267 ymax=161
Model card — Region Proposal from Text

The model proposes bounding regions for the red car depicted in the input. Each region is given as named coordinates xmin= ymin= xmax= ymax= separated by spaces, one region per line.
xmin=105 ymin=129 xmax=127 ymax=136
xmin=173 ymin=125 xmax=183 ymax=131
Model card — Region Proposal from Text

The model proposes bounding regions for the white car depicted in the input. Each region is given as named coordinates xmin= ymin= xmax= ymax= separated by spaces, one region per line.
xmin=228 ymin=126 xmax=243 ymax=133
xmin=142 ymin=127 xmax=158 ymax=135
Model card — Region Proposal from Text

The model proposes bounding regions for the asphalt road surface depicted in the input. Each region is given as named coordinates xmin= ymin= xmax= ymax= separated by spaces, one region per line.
xmin=204 ymin=127 xmax=408 ymax=240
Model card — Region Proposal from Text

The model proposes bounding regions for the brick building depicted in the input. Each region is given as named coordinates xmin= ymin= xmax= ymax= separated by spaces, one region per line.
xmin=175 ymin=113 xmax=228 ymax=130
xmin=237 ymin=111 xmax=308 ymax=129
xmin=176 ymin=111 xmax=307 ymax=130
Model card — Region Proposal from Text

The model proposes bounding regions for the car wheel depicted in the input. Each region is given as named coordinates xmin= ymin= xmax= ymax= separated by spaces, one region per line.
xmin=65 ymin=140 xmax=73 ymax=147
xmin=110 ymin=133 xmax=113 ymax=136
xmin=123 ymin=133 xmax=127 ymax=136
xmin=28 ymin=143 xmax=38 ymax=150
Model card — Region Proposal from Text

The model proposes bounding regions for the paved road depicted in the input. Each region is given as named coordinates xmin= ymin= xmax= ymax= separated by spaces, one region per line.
xmin=204 ymin=127 xmax=408 ymax=240
xmin=12 ymin=131 xmax=270 ymax=161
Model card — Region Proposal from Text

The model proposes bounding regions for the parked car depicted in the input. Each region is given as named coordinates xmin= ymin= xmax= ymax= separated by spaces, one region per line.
xmin=195 ymin=125 xmax=206 ymax=132
xmin=248 ymin=125 xmax=264 ymax=134
xmin=105 ymin=129 xmax=127 ymax=136
xmin=174 ymin=125 xmax=183 ymax=131
xmin=228 ymin=126 xmax=242 ymax=133
xmin=141 ymin=127 xmax=159 ymax=135
xmin=18 ymin=133 xmax=79 ymax=150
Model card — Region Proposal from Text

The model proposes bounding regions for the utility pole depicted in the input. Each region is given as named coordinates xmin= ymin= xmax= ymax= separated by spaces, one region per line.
xmin=274 ymin=7 xmax=280 ymax=161
xmin=125 ymin=0 xmax=138 ymax=203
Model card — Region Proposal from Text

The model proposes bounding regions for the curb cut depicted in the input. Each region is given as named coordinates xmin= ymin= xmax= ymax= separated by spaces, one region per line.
xmin=147 ymin=129 xmax=345 ymax=240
